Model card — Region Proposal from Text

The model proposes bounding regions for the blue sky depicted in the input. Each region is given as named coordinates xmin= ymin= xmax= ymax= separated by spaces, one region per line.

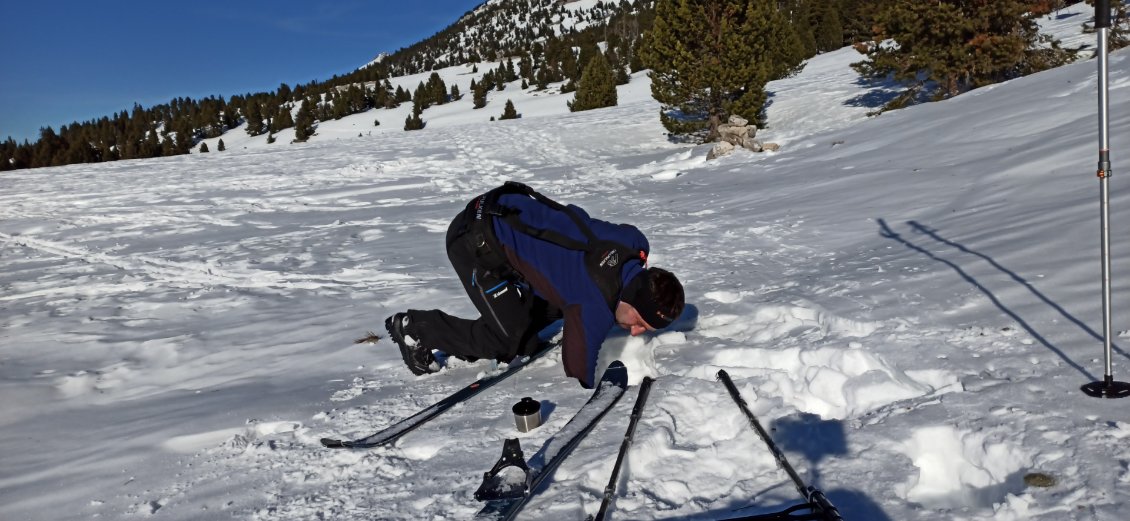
xmin=0 ymin=1 xmax=485 ymax=143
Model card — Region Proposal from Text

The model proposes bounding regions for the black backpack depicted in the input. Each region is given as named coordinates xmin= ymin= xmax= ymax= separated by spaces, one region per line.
xmin=469 ymin=181 xmax=646 ymax=311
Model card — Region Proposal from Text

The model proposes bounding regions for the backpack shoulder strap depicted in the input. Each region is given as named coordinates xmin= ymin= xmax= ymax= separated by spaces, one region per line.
xmin=490 ymin=182 xmax=646 ymax=310
xmin=492 ymin=181 xmax=599 ymax=249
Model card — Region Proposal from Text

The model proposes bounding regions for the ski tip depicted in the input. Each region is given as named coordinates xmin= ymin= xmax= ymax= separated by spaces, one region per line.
xmin=320 ymin=437 xmax=347 ymax=448
xmin=601 ymin=360 xmax=629 ymax=388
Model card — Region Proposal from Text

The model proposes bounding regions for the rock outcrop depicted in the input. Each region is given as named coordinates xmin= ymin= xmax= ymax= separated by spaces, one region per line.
xmin=707 ymin=115 xmax=780 ymax=160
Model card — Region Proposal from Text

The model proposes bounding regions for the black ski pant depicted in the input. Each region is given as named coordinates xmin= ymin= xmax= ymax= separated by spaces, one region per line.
xmin=406 ymin=205 xmax=561 ymax=363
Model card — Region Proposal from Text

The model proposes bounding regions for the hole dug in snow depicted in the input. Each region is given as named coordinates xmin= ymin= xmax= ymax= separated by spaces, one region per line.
xmin=898 ymin=425 xmax=1029 ymax=510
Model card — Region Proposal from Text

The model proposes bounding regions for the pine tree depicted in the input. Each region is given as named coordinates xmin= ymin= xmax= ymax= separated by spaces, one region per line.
xmin=605 ymin=47 xmax=630 ymax=85
xmin=404 ymin=101 xmax=426 ymax=131
xmin=814 ymin=2 xmax=844 ymax=52
xmin=560 ymin=50 xmax=580 ymax=86
xmin=641 ymin=0 xmax=803 ymax=141
xmin=143 ymin=128 xmax=161 ymax=158
xmin=499 ymin=99 xmax=521 ymax=120
xmin=412 ymin=88 xmax=427 ymax=115
xmin=536 ymin=68 xmax=549 ymax=90
xmin=839 ymin=0 xmax=882 ymax=45
xmin=175 ymin=120 xmax=195 ymax=154
xmin=854 ymin=0 xmax=1075 ymax=111
xmin=11 ymin=138 xmax=32 ymax=169
xmin=332 ymin=95 xmax=349 ymax=119
xmin=568 ymin=53 xmax=618 ymax=112
xmin=345 ymin=84 xmax=365 ymax=112
xmin=779 ymin=0 xmax=817 ymax=58
xmin=427 ymin=72 xmax=448 ymax=104
xmin=473 ymin=82 xmax=489 ymax=109
xmin=200 ymin=142 xmax=210 ymax=153
xmin=520 ymin=54 xmax=534 ymax=80
xmin=221 ymin=99 xmax=239 ymax=130
xmin=404 ymin=111 xmax=425 ymax=131
xmin=294 ymin=99 xmax=316 ymax=142
xmin=160 ymin=130 xmax=176 ymax=157
xmin=0 ymin=138 xmax=14 ymax=172
xmin=218 ymin=138 xmax=226 ymax=151
xmin=244 ymin=102 xmax=265 ymax=136
xmin=272 ymin=105 xmax=295 ymax=133
xmin=577 ymin=42 xmax=602 ymax=81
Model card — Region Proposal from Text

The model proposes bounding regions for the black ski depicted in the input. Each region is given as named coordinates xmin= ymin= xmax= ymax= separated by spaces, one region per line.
xmin=473 ymin=361 xmax=630 ymax=521
xmin=320 ymin=342 xmax=557 ymax=449
xmin=717 ymin=369 xmax=844 ymax=521
xmin=588 ymin=375 xmax=655 ymax=521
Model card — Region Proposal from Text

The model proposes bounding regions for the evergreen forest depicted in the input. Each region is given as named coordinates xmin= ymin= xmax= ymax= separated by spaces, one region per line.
xmin=1 ymin=0 xmax=1115 ymax=171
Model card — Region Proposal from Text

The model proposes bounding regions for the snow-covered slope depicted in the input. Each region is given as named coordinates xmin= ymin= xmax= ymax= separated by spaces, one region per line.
xmin=2 ymin=3 xmax=1128 ymax=520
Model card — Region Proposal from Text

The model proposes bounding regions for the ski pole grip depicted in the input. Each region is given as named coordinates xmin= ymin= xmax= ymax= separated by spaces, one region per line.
xmin=1098 ymin=0 xmax=1111 ymax=29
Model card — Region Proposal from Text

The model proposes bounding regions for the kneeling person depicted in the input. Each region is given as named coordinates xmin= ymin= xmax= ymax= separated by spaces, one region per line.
xmin=385 ymin=182 xmax=684 ymax=388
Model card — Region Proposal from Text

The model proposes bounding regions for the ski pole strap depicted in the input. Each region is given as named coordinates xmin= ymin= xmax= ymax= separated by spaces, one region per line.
xmin=496 ymin=181 xmax=600 ymax=248
xmin=470 ymin=181 xmax=594 ymax=268
xmin=717 ymin=370 xmax=844 ymax=521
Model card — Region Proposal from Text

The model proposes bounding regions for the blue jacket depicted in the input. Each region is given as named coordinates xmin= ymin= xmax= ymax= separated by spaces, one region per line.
xmin=491 ymin=193 xmax=649 ymax=388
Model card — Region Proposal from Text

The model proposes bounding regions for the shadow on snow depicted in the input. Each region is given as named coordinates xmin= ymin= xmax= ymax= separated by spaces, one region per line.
xmin=877 ymin=218 xmax=1128 ymax=382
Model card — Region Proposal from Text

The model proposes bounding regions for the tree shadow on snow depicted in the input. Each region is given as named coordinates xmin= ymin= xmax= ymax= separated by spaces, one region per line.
xmin=878 ymin=219 xmax=1125 ymax=381
xmin=844 ymin=75 xmax=907 ymax=110
xmin=1053 ymin=9 xmax=1083 ymax=21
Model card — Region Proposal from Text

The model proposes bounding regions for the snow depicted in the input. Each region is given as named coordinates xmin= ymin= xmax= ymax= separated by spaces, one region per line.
xmin=2 ymin=2 xmax=1129 ymax=520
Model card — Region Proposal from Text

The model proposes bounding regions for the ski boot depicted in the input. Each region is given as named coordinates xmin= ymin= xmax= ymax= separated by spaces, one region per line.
xmin=385 ymin=313 xmax=439 ymax=376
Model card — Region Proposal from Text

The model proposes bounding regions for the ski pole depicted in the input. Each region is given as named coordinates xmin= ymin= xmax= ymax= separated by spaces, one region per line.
xmin=717 ymin=370 xmax=844 ymax=521
xmin=589 ymin=376 xmax=655 ymax=521
xmin=1082 ymin=0 xmax=1130 ymax=399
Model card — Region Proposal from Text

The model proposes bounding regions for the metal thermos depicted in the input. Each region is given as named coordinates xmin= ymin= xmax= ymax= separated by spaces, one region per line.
xmin=512 ymin=397 xmax=542 ymax=432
